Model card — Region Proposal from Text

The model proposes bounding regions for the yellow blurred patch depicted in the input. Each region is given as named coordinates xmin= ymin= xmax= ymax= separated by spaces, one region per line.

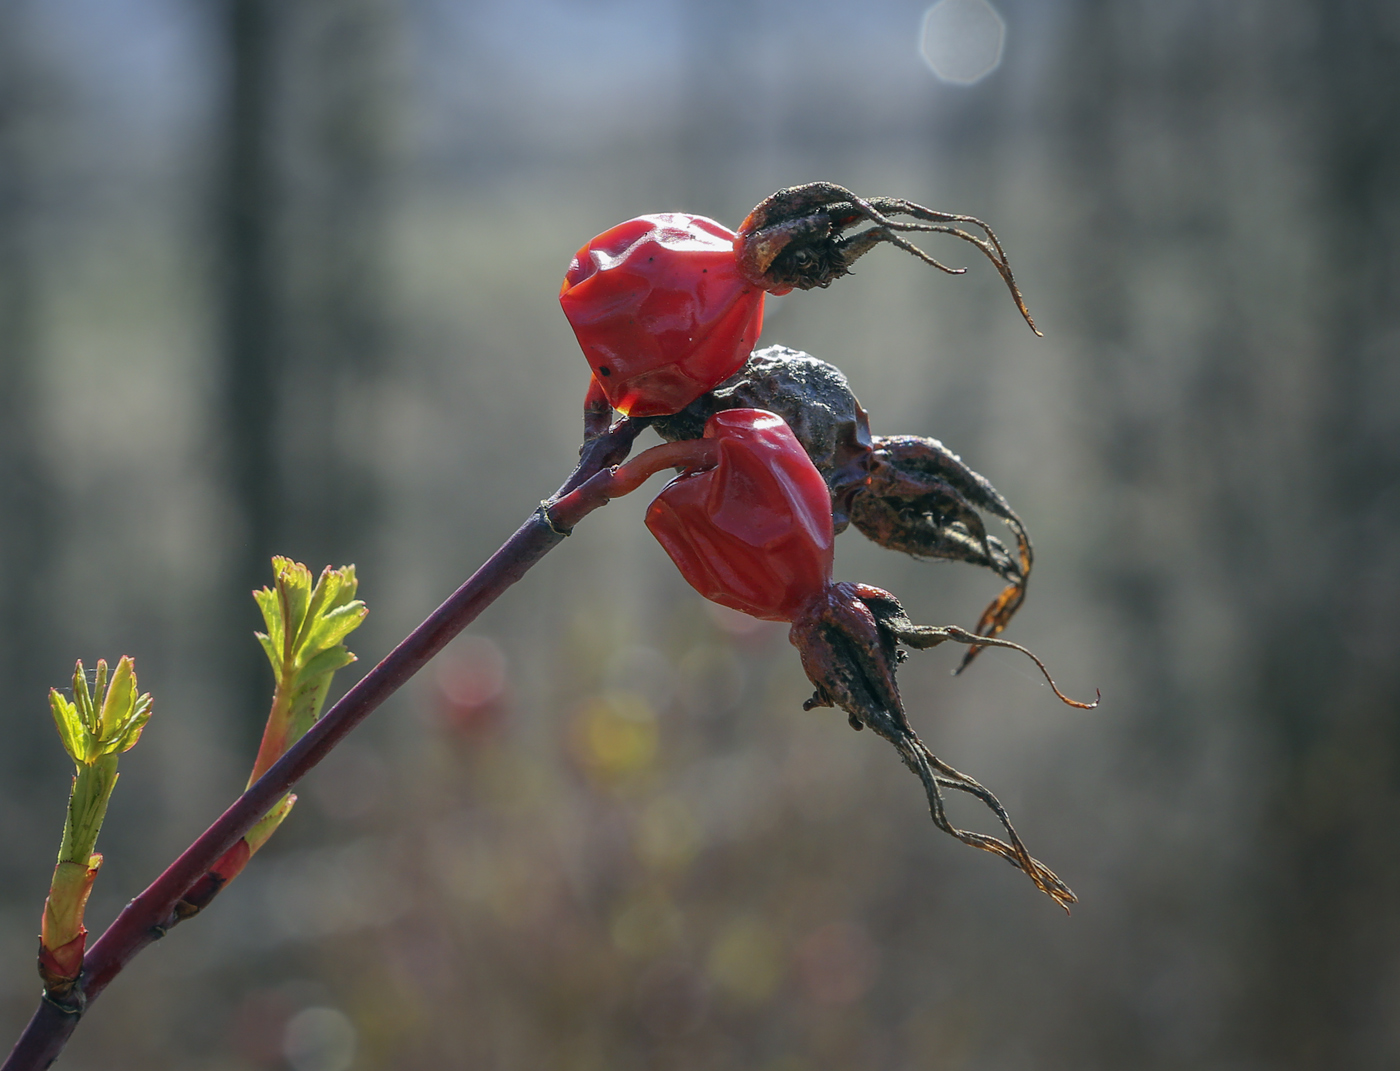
xmin=609 ymin=888 xmax=684 ymax=957
xmin=707 ymin=915 xmax=784 ymax=1003
xmin=572 ymin=692 xmax=658 ymax=782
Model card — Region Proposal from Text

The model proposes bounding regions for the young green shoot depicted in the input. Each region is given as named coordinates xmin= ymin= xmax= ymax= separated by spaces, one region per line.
xmin=41 ymin=658 xmax=152 ymax=1000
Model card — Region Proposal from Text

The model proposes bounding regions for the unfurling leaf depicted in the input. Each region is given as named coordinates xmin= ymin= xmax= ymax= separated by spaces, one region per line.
xmin=52 ymin=657 xmax=154 ymax=767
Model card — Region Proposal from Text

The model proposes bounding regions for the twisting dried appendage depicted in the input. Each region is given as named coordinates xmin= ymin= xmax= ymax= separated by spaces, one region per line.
xmin=789 ymin=582 xmax=1093 ymax=910
xmin=858 ymin=587 xmax=1099 ymax=711
xmin=852 ymin=435 xmax=1034 ymax=673
xmin=734 ymin=182 xmax=1040 ymax=335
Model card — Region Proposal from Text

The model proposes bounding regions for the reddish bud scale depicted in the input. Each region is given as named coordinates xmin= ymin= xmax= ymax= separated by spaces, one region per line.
xmin=560 ymin=214 xmax=766 ymax=417
xmin=646 ymin=410 xmax=835 ymax=621
xmin=37 ymin=933 xmax=86 ymax=993
xmin=209 ymin=838 xmax=252 ymax=884
xmin=173 ymin=839 xmax=252 ymax=919
xmin=38 ymin=854 xmax=102 ymax=993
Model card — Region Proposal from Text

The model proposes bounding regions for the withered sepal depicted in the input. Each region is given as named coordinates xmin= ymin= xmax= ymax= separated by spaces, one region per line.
xmin=733 ymin=182 xmax=1040 ymax=335
xmin=853 ymin=435 xmax=1034 ymax=671
xmin=789 ymin=582 xmax=1090 ymax=910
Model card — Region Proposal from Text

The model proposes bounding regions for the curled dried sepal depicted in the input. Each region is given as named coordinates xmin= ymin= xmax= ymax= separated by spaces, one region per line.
xmin=852 ymin=435 xmax=1034 ymax=672
xmin=790 ymin=582 xmax=1092 ymax=910
xmin=735 ymin=182 xmax=1040 ymax=335
xmin=865 ymin=592 xmax=1099 ymax=711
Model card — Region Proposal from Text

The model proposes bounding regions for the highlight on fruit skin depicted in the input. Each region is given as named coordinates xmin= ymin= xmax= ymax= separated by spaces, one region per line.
xmin=734 ymin=181 xmax=1041 ymax=335
xmin=644 ymin=409 xmax=835 ymax=622
xmin=559 ymin=213 xmax=767 ymax=418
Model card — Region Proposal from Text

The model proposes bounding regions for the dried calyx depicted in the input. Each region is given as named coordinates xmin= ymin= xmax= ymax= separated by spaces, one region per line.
xmin=653 ymin=346 xmax=872 ymax=529
xmin=655 ymin=346 xmax=1030 ymax=667
xmin=734 ymin=182 xmax=1040 ymax=335
xmin=789 ymin=582 xmax=1095 ymax=912
xmin=855 ymin=435 xmax=1031 ymax=673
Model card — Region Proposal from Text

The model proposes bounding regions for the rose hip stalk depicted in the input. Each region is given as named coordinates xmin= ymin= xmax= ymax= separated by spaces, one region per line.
xmin=549 ymin=409 xmax=1094 ymax=909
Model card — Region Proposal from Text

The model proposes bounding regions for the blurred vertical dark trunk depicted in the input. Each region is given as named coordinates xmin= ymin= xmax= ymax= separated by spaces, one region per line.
xmin=1051 ymin=7 xmax=1202 ymax=1062
xmin=218 ymin=0 xmax=394 ymax=739
xmin=219 ymin=0 xmax=281 ymax=738
xmin=1057 ymin=0 xmax=1189 ymax=761
xmin=1056 ymin=0 xmax=1400 ymax=1066
xmin=280 ymin=0 xmax=395 ymax=572
xmin=1240 ymin=2 xmax=1400 ymax=1066
xmin=0 ymin=1 xmax=54 ymax=782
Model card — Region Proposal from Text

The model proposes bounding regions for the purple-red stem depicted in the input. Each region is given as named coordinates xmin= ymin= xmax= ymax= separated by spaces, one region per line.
xmin=3 ymin=418 xmax=648 ymax=1071
xmin=548 ymin=436 xmax=719 ymax=528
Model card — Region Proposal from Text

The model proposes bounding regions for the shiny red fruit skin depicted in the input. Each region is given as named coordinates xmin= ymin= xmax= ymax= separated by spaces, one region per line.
xmin=645 ymin=409 xmax=835 ymax=621
xmin=560 ymin=214 xmax=766 ymax=418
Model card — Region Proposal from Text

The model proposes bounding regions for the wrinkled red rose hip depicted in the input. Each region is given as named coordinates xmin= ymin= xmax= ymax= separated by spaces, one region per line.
xmin=644 ymin=409 xmax=834 ymax=621
xmin=560 ymin=214 xmax=766 ymax=418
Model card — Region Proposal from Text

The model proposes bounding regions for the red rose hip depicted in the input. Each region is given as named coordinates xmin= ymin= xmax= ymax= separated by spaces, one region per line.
xmin=560 ymin=214 xmax=766 ymax=418
xmin=645 ymin=409 xmax=834 ymax=621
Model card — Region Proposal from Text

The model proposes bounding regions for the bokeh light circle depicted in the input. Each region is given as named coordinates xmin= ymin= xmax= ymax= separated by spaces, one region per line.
xmin=919 ymin=0 xmax=1006 ymax=85
xmin=282 ymin=1007 xmax=357 ymax=1071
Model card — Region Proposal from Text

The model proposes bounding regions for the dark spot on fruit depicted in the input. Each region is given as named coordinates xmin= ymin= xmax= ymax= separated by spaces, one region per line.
xmin=599 ymin=366 xmax=612 ymax=377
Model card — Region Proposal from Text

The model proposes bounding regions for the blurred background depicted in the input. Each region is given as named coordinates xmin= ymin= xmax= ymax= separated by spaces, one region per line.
xmin=1 ymin=0 xmax=1397 ymax=1068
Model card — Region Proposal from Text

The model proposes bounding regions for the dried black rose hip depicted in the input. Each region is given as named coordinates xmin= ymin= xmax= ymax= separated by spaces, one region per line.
xmin=791 ymin=581 xmax=1092 ymax=911
xmin=652 ymin=346 xmax=872 ymax=530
